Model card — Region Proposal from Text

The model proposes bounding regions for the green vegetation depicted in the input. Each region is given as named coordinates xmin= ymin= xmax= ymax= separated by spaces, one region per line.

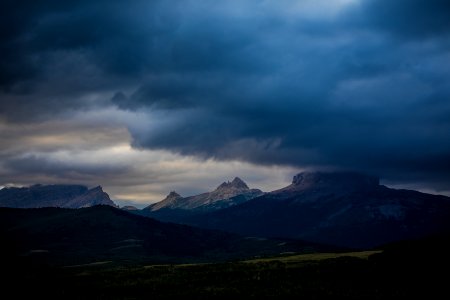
xmin=244 ymin=250 xmax=381 ymax=263
xmin=4 ymin=246 xmax=449 ymax=299
xmin=2 ymin=206 xmax=449 ymax=298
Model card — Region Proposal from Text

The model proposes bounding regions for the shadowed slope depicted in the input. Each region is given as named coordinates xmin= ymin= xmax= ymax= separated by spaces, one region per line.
xmin=0 ymin=184 xmax=116 ymax=208
xmin=0 ymin=205 xmax=333 ymax=266
xmin=183 ymin=172 xmax=450 ymax=248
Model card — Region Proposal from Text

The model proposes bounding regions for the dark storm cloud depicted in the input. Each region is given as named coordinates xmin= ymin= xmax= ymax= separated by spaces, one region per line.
xmin=0 ymin=0 xmax=178 ymax=102
xmin=1 ymin=0 xmax=450 ymax=190
xmin=354 ymin=0 xmax=450 ymax=38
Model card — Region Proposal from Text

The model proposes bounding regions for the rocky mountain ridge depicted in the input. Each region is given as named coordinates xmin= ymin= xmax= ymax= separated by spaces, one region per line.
xmin=144 ymin=177 xmax=264 ymax=212
xmin=0 ymin=184 xmax=116 ymax=208
xmin=169 ymin=172 xmax=450 ymax=248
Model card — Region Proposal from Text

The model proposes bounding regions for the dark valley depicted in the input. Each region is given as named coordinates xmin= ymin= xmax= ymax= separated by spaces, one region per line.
xmin=1 ymin=172 xmax=450 ymax=299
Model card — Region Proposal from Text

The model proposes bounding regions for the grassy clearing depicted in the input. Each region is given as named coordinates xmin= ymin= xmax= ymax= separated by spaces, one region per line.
xmin=140 ymin=250 xmax=382 ymax=268
xmin=244 ymin=250 xmax=382 ymax=263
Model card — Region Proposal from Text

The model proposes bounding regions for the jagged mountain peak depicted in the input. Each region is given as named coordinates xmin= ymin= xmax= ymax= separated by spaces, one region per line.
xmin=0 ymin=184 xmax=116 ymax=208
xmin=145 ymin=177 xmax=263 ymax=213
xmin=231 ymin=177 xmax=249 ymax=189
xmin=166 ymin=191 xmax=182 ymax=200
xmin=217 ymin=181 xmax=230 ymax=189
xmin=145 ymin=191 xmax=183 ymax=211
xmin=216 ymin=177 xmax=249 ymax=191
xmin=67 ymin=185 xmax=116 ymax=208
xmin=186 ymin=171 xmax=450 ymax=249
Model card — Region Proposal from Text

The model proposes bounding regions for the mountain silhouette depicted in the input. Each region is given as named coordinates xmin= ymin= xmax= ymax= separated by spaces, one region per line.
xmin=157 ymin=172 xmax=450 ymax=248
xmin=0 ymin=184 xmax=116 ymax=208
xmin=140 ymin=177 xmax=263 ymax=222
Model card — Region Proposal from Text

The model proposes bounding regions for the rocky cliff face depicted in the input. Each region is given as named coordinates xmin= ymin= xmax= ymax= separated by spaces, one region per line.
xmin=65 ymin=186 xmax=116 ymax=208
xmin=290 ymin=172 xmax=379 ymax=189
xmin=147 ymin=191 xmax=184 ymax=211
xmin=144 ymin=177 xmax=264 ymax=213
xmin=273 ymin=172 xmax=380 ymax=199
xmin=0 ymin=184 xmax=116 ymax=208
xmin=188 ymin=172 xmax=450 ymax=248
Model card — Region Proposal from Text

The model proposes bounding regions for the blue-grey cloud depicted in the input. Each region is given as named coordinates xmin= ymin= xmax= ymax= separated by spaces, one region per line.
xmin=1 ymin=0 xmax=450 ymax=191
xmin=353 ymin=0 xmax=450 ymax=38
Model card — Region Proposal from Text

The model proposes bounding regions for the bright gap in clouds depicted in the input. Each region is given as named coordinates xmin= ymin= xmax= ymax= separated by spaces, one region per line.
xmin=7 ymin=145 xmax=297 ymax=208
xmin=0 ymin=109 xmax=297 ymax=208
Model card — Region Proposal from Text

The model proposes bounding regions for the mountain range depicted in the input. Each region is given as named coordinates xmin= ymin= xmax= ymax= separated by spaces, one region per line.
xmin=140 ymin=177 xmax=263 ymax=222
xmin=0 ymin=205 xmax=331 ymax=265
xmin=0 ymin=184 xmax=116 ymax=208
xmin=2 ymin=172 xmax=450 ymax=251
xmin=146 ymin=177 xmax=263 ymax=211
xmin=142 ymin=172 xmax=450 ymax=249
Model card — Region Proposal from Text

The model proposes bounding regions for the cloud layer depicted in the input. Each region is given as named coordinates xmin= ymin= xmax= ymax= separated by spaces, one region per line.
xmin=1 ymin=0 xmax=450 ymax=199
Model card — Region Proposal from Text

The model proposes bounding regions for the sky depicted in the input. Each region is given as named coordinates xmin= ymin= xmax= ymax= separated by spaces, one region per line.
xmin=1 ymin=0 xmax=450 ymax=207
